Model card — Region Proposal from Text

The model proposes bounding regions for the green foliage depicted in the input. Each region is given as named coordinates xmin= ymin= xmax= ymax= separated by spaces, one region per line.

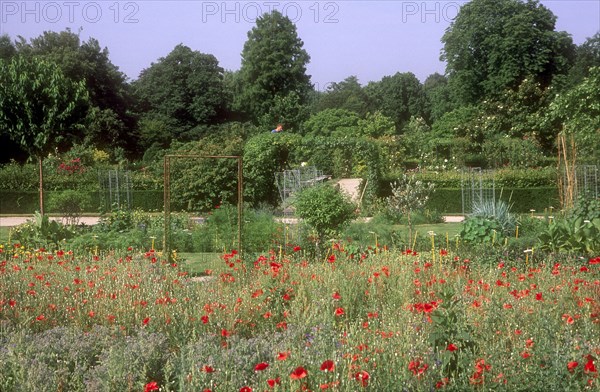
xmin=192 ymin=204 xmax=283 ymax=253
xmin=14 ymin=29 xmax=137 ymax=153
xmin=365 ymin=72 xmax=427 ymax=130
xmin=357 ymin=111 xmax=396 ymax=138
xmin=133 ymin=44 xmax=226 ymax=147
xmin=460 ymin=199 xmax=516 ymax=243
xmin=294 ymin=183 xmax=356 ymax=241
xmin=236 ymin=10 xmax=312 ymax=123
xmin=0 ymin=56 xmax=89 ymax=157
xmin=312 ymin=76 xmax=371 ymax=116
xmin=460 ymin=216 xmax=503 ymax=244
xmin=538 ymin=217 xmax=600 ymax=254
xmin=160 ymin=138 xmax=243 ymax=212
xmin=12 ymin=212 xmax=76 ymax=248
xmin=538 ymin=196 xmax=600 ymax=254
xmin=441 ymin=0 xmax=574 ymax=105
xmin=302 ymin=108 xmax=360 ymax=137
xmin=243 ymin=132 xmax=302 ymax=206
xmin=546 ymin=67 xmax=600 ymax=163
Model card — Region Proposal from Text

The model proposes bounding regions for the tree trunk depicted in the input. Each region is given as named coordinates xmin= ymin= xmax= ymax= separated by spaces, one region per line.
xmin=38 ymin=156 xmax=44 ymax=216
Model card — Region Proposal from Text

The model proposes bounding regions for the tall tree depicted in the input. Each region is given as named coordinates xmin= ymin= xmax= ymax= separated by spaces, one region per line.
xmin=564 ymin=32 xmax=600 ymax=89
xmin=0 ymin=56 xmax=89 ymax=214
xmin=365 ymin=72 xmax=427 ymax=131
xmin=313 ymin=76 xmax=370 ymax=116
xmin=236 ymin=10 xmax=312 ymax=126
xmin=15 ymin=29 xmax=138 ymax=154
xmin=423 ymin=72 xmax=455 ymax=123
xmin=441 ymin=0 xmax=575 ymax=106
xmin=0 ymin=34 xmax=16 ymax=61
xmin=133 ymin=44 xmax=225 ymax=148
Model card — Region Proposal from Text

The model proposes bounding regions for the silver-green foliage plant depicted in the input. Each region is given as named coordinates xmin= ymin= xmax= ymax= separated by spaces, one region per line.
xmin=460 ymin=198 xmax=516 ymax=243
xmin=386 ymin=173 xmax=435 ymax=243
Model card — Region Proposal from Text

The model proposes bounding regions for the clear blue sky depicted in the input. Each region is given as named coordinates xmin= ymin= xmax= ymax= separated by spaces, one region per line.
xmin=1 ymin=1 xmax=599 ymax=89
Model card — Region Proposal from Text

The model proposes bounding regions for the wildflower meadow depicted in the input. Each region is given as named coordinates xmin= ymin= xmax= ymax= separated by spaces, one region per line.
xmin=0 ymin=242 xmax=598 ymax=391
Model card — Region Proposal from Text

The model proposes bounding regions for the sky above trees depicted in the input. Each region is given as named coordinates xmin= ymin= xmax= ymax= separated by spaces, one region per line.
xmin=1 ymin=1 xmax=598 ymax=89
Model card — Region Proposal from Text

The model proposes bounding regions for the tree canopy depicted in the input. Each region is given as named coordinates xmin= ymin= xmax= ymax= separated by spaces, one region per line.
xmin=236 ymin=10 xmax=312 ymax=126
xmin=441 ymin=0 xmax=575 ymax=105
xmin=133 ymin=44 xmax=226 ymax=148
xmin=15 ymin=30 xmax=138 ymax=153
xmin=0 ymin=56 xmax=89 ymax=157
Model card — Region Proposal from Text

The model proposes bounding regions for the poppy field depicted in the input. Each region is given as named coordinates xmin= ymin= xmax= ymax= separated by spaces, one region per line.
xmin=0 ymin=243 xmax=599 ymax=391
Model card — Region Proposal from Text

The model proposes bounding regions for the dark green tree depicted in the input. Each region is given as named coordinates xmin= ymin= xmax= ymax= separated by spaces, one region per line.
xmin=302 ymin=109 xmax=360 ymax=137
xmin=133 ymin=44 xmax=225 ymax=148
xmin=15 ymin=29 xmax=138 ymax=154
xmin=365 ymin=72 xmax=427 ymax=131
xmin=441 ymin=0 xmax=575 ymax=106
xmin=313 ymin=76 xmax=370 ymax=116
xmin=423 ymin=72 xmax=455 ymax=122
xmin=564 ymin=32 xmax=600 ymax=89
xmin=0 ymin=34 xmax=16 ymax=60
xmin=0 ymin=56 xmax=89 ymax=214
xmin=236 ymin=11 xmax=312 ymax=125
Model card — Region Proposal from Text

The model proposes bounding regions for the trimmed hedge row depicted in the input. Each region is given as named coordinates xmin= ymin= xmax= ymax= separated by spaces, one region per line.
xmin=0 ymin=187 xmax=559 ymax=215
xmin=424 ymin=187 xmax=560 ymax=214
xmin=0 ymin=191 xmax=164 ymax=214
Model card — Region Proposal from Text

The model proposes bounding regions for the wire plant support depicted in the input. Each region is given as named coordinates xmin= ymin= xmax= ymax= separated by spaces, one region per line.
xmin=461 ymin=168 xmax=496 ymax=215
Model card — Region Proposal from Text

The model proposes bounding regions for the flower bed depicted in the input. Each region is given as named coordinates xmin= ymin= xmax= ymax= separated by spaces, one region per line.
xmin=0 ymin=245 xmax=598 ymax=391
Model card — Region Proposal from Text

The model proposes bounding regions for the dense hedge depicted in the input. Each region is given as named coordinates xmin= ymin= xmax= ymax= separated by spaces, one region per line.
xmin=0 ymin=191 xmax=164 ymax=214
xmin=424 ymin=187 xmax=559 ymax=214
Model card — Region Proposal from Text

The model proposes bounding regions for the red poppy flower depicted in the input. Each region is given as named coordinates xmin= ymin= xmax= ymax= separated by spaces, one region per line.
xmin=521 ymin=351 xmax=531 ymax=359
xmin=332 ymin=292 xmax=341 ymax=300
xmin=436 ymin=378 xmax=449 ymax=389
xmin=221 ymin=329 xmax=231 ymax=337
xmin=239 ymin=386 xmax=252 ymax=392
xmin=277 ymin=351 xmax=289 ymax=361
xmin=143 ymin=317 xmax=150 ymax=325
xmin=328 ymin=254 xmax=335 ymax=263
xmin=354 ymin=370 xmax=370 ymax=387
xmin=567 ymin=361 xmax=579 ymax=373
xmin=409 ymin=359 xmax=428 ymax=376
xmin=267 ymin=378 xmax=281 ymax=388
xmin=335 ymin=307 xmax=345 ymax=316
xmin=320 ymin=360 xmax=335 ymax=372
xmin=144 ymin=381 xmax=159 ymax=392
xmin=584 ymin=358 xmax=597 ymax=374
xmin=255 ymin=362 xmax=269 ymax=371
xmin=535 ymin=292 xmax=543 ymax=301
xmin=201 ymin=315 xmax=209 ymax=324
xmin=447 ymin=343 xmax=458 ymax=352
xmin=202 ymin=365 xmax=215 ymax=373
xmin=293 ymin=246 xmax=301 ymax=252
xmin=290 ymin=366 xmax=308 ymax=380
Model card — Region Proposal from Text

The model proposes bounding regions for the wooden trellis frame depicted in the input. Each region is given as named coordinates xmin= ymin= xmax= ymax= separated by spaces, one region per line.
xmin=163 ymin=155 xmax=243 ymax=258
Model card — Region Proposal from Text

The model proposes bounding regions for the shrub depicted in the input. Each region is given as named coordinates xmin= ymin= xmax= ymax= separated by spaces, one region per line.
xmin=294 ymin=183 xmax=356 ymax=244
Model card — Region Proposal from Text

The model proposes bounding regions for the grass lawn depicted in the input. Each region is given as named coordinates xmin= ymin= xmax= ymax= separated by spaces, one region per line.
xmin=0 ymin=226 xmax=11 ymax=243
xmin=178 ymin=222 xmax=464 ymax=276
xmin=179 ymin=252 xmax=225 ymax=276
